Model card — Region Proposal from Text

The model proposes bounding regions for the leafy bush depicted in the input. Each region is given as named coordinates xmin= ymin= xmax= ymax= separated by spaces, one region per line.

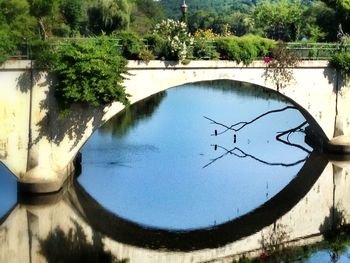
xmin=153 ymin=19 xmax=193 ymax=62
xmin=52 ymin=23 xmax=71 ymax=37
xmin=112 ymin=31 xmax=144 ymax=60
xmin=138 ymin=48 xmax=155 ymax=62
xmin=144 ymin=34 xmax=167 ymax=58
xmin=330 ymin=51 xmax=350 ymax=74
xmin=215 ymin=37 xmax=241 ymax=62
xmin=0 ymin=28 xmax=16 ymax=64
xmin=241 ymin=35 xmax=275 ymax=57
xmin=192 ymin=40 xmax=218 ymax=59
xmin=215 ymin=35 xmax=275 ymax=65
xmin=40 ymin=37 xmax=129 ymax=108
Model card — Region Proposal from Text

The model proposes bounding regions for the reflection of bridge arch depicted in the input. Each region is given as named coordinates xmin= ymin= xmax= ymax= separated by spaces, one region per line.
xmin=70 ymin=152 xmax=328 ymax=251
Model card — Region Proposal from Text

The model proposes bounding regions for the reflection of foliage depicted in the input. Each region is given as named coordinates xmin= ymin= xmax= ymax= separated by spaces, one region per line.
xmin=260 ymin=223 xmax=290 ymax=263
xmin=264 ymin=42 xmax=300 ymax=92
xmin=320 ymin=206 xmax=350 ymax=261
xmin=39 ymin=220 xmax=128 ymax=263
xmin=235 ymin=207 xmax=350 ymax=262
xmin=99 ymin=91 xmax=167 ymax=138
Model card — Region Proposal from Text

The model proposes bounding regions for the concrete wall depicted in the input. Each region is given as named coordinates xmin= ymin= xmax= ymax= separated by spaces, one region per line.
xmin=0 ymin=60 xmax=349 ymax=192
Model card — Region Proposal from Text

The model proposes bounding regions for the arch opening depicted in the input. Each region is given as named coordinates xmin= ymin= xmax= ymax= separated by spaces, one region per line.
xmin=78 ymin=80 xmax=320 ymax=232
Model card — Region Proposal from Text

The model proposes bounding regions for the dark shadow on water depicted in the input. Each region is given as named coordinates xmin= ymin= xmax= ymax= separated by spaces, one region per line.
xmin=71 ymin=151 xmax=328 ymax=251
xmin=39 ymin=219 xmax=128 ymax=263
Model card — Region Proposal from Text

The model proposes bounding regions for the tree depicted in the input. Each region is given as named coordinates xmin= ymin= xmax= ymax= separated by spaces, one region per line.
xmin=60 ymin=0 xmax=83 ymax=31
xmin=321 ymin=0 xmax=350 ymax=35
xmin=88 ymin=0 xmax=131 ymax=35
xmin=304 ymin=1 xmax=338 ymax=41
xmin=264 ymin=42 xmax=300 ymax=92
xmin=43 ymin=37 xmax=129 ymax=108
xmin=28 ymin=0 xmax=60 ymax=39
xmin=0 ymin=0 xmax=36 ymax=62
xmin=253 ymin=0 xmax=306 ymax=42
xmin=130 ymin=0 xmax=165 ymax=35
xmin=188 ymin=10 xmax=216 ymax=34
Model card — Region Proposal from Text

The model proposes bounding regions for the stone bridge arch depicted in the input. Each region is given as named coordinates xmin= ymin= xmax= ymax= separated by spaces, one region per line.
xmin=0 ymin=60 xmax=349 ymax=193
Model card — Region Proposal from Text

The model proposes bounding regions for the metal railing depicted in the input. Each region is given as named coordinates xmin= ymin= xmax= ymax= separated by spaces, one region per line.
xmin=8 ymin=39 xmax=350 ymax=61
xmin=286 ymin=42 xmax=349 ymax=60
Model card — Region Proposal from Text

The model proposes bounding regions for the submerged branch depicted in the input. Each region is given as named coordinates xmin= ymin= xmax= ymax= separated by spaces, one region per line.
xmin=276 ymin=121 xmax=311 ymax=154
xmin=203 ymin=144 xmax=308 ymax=169
xmin=204 ymin=106 xmax=297 ymax=136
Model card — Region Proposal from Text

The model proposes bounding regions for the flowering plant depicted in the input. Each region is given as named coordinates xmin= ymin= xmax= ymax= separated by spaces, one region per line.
xmin=154 ymin=19 xmax=193 ymax=62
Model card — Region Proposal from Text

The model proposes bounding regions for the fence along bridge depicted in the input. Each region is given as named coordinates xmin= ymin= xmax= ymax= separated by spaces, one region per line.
xmin=0 ymin=59 xmax=349 ymax=193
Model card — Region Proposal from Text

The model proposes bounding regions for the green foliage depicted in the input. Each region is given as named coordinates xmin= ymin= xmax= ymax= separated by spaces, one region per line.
xmin=0 ymin=27 xmax=15 ymax=64
xmin=41 ymin=37 xmax=129 ymax=108
xmin=112 ymin=31 xmax=143 ymax=59
xmin=130 ymin=0 xmax=165 ymax=35
xmin=60 ymin=0 xmax=83 ymax=30
xmin=215 ymin=35 xmax=274 ymax=64
xmin=144 ymin=34 xmax=167 ymax=58
xmin=52 ymin=23 xmax=71 ymax=37
xmin=305 ymin=2 xmax=337 ymax=41
xmin=253 ymin=0 xmax=306 ymax=42
xmin=330 ymin=51 xmax=350 ymax=74
xmin=138 ymin=48 xmax=155 ymax=62
xmin=153 ymin=19 xmax=193 ymax=61
xmin=321 ymin=0 xmax=350 ymax=34
xmin=87 ymin=0 xmax=131 ymax=35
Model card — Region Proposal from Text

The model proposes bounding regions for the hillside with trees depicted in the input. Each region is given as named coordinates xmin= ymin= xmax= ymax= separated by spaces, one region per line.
xmin=160 ymin=0 xmax=342 ymax=41
xmin=0 ymin=0 xmax=165 ymax=60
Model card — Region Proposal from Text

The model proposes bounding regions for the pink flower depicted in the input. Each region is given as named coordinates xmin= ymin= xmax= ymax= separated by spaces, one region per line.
xmin=260 ymin=252 xmax=269 ymax=260
xmin=263 ymin=57 xmax=272 ymax=63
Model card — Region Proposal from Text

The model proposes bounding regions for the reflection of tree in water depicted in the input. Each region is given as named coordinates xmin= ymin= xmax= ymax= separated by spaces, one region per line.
xmin=204 ymin=106 xmax=310 ymax=168
xmin=39 ymin=220 xmax=128 ymax=263
xmin=320 ymin=206 xmax=350 ymax=262
xmin=99 ymin=91 xmax=167 ymax=138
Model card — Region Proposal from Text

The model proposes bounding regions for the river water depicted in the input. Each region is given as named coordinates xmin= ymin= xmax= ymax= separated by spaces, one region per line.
xmin=0 ymin=80 xmax=350 ymax=262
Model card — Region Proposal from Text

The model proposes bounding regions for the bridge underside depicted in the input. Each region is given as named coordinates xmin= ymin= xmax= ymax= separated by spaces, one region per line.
xmin=0 ymin=60 xmax=349 ymax=193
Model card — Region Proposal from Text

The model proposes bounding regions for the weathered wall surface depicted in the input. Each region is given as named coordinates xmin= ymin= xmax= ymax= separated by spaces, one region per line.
xmin=0 ymin=61 xmax=31 ymax=177
xmin=0 ymin=60 xmax=348 ymax=192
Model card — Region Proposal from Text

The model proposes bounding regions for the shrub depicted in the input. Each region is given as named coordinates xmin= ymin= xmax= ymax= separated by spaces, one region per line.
xmin=112 ymin=31 xmax=144 ymax=60
xmin=0 ymin=28 xmax=16 ymax=64
xmin=215 ymin=37 xmax=241 ymax=62
xmin=330 ymin=51 xmax=350 ymax=74
xmin=144 ymin=34 xmax=167 ymax=58
xmin=153 ymin=19 xmax=193 ymax=62
xmin=215 ymin=35 xmax=275 ymax=65
xmin=40 ymin=37 xmax=129 ymax=108
xmin=138 ymin=48 xmax=155 ymax=62
xmin=52 ymin=23 xmax=71 ymax=37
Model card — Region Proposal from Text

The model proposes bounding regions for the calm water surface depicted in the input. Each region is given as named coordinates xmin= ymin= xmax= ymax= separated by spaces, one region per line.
xmin=79 ymin=80 xmax=311 ymax=230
